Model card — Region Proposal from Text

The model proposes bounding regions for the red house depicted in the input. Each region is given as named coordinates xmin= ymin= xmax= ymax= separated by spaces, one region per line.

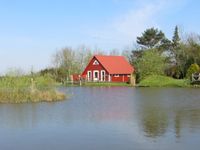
xmin=81 ymin=55 xmax=134 ymax=82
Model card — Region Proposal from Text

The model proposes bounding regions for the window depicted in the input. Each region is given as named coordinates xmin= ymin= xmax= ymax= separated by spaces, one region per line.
xmin=87 ymin=71 xmax=91 ymax=81
xmin=93 ymin=70 xmax=99 ymax=81
xmin=93 ymin=60 xmax=99 ymax=65
xmin=101 ymin=70 xmax=105 ymax=81
xmin=94 ymin=72 xmax=98 ymax=78
xmin=114 ymin=74 xmax=119 ymax=77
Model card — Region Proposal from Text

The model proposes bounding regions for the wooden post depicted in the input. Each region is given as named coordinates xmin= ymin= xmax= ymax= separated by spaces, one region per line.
xmin=130 ymin=74 xmax=136 ymax=86
xmin=79 ymin=75 xmax=82 ymax=86
xmin=70 ymin=75 xmax=73 ymax=85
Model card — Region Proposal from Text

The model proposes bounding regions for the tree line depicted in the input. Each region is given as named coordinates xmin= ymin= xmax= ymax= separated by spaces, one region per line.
xmin=40 ymin=46 xmax=123 ymax=83
xmin=128 ymin=26 xmax=200 ymax=82
xmin=41 ymin=26 xmax=200 ymax=83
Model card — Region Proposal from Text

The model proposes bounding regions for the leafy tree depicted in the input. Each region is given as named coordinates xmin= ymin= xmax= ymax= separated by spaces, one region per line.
xmin=137 ymin=27 xmax=169 ymax=50
xmin=137 ymin=49 xmax=166 ymax=81
xmin=176 ymin=41 xmax=200 ymax=78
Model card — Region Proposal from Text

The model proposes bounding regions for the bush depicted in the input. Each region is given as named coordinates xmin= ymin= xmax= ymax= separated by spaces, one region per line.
xmin=137 ymin=49 xmax=166 ymax=81
xmin=186 ymin=63 xmax=200 ymax=80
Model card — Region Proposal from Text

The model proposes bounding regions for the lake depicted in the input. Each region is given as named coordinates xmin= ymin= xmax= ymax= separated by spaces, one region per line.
xmin=0 ymin=87 xmax=200 ymax=150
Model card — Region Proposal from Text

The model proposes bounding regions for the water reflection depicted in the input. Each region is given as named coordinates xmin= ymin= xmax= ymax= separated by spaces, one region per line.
xmin=0 ymin=87 xmax=200 ymax=150
xmin=135 ymin=88 xmax=200 ymax=139
xmin=174 ymin=108 xmax=200 ymax=138
xmin=141 ymin=107 xmax=168 ymax=138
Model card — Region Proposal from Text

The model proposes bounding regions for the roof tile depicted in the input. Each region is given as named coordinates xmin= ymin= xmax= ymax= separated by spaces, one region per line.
xmin=95 ymin=55 xmax=134 ymax=74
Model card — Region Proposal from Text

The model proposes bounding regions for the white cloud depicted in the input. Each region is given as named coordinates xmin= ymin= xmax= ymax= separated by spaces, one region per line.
xmin=88 ymin=0 xmax=185 ymax=50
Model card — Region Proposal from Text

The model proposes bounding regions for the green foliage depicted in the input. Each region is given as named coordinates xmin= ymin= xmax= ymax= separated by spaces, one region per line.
xmin=172 ymin=26 xmax=181 ymax=49
xmin=138 ymin=75 xmax=189 ymax=87
xmin=165 ymin=65 xmax=184 ymax=79
xmin=137 ymin=49 xmax=166 ymax=81
xmin=174 ymin=42 xmax=200 ymax=78
xmin=136 ymin=27 xmax=169 ymax=50
xmin=134 ymin=26 xmax=200 ymax=80
xmin=186 ymin=63 xmax=200 ymax=79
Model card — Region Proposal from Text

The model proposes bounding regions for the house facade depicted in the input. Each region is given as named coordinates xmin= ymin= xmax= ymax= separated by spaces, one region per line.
xmin=81 ymin=55 xmax=134 ymax=82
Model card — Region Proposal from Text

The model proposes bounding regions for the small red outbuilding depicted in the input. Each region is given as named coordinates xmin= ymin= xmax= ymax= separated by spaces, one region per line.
xmin=81 ymin=55 xmax=134 ymax=82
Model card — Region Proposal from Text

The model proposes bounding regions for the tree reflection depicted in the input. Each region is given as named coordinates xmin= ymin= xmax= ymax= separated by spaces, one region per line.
xmin=174 ymin=108 xmax=200 ymax=138
xmin=174 ymin=111 xmax=182 ymax=138
xmin=141 ymin=107 xmax=168 ymax=138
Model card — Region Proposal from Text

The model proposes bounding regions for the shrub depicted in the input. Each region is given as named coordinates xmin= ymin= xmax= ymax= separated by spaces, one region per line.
xmin=186 ymin=63 xmax=200 ymax=80
xmin=137 ymin=49 xmax=166 ymax=81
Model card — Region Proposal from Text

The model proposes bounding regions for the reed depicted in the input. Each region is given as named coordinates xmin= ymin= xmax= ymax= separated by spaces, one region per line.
xmin=0 ymin=74 xmax=65 ymax=103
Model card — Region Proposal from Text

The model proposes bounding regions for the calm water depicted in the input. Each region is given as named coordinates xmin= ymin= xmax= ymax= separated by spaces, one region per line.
xmin=0 ymin=87 xmax=200 ymax=150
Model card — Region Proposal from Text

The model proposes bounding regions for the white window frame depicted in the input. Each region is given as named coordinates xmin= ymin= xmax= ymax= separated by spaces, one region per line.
xmin=93 ymin=60 xmax=99 ymax=65
xmin=93 ymin=70 xmax=99 ymax=81
xmin=114 ymin=74 xmax=119 ymax=77
xmin=87 ymin=71 xmax=92 ymax=81
xmin=101 ymin=70 xmax=106 ymax=81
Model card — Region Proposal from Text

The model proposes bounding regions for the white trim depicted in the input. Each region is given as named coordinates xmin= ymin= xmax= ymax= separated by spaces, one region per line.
xmin=108 ymin=74 xmax=111 ymax=82
xmin=87 ymin=71 xmax=92 ymax=81
xmin=101 ymin=70 xmax=106 ymax=81
xmin=93 ymin=70 xmax=99 ymax=81
xmin=114 ymin=74 xmax=119 ymax=77
xmin=93 ymin=60 xmax=99 ymax=65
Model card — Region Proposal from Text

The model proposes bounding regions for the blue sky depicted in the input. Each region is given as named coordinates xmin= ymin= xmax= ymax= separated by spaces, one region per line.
xmin=0 ymin=0 xmax=200 ymax=74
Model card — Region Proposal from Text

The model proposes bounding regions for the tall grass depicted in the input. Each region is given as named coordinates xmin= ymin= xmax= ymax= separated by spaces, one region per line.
xmin=0 ymin=74 xmax=65 ymax=103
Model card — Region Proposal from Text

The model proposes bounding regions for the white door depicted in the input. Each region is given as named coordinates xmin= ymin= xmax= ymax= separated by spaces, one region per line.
xmin=93 ymin=70 xmax=99 ymax=81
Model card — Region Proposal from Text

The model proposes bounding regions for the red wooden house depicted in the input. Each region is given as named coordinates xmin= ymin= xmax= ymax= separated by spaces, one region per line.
xmin=81 ymin=55 xmax=134 ymax=82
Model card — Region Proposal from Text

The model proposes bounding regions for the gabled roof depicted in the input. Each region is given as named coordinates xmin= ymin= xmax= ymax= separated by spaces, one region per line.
xmin=94 ymin=55 xmax=134 ymax=74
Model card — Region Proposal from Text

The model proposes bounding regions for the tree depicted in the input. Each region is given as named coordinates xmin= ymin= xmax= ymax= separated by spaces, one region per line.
xmin=76 ymin=45 xmax=93 ymax=73
xmin=137 ymin=27 xmax=169 ymax=50
xmin=52 ymin=47 xmax=78 ymax=81
xmin=137 ymin=49 xmax=166 ymax=81
xmin=174 ymin=38 xmax=200 ymax=78
xmin=172 ymin=26 xmax=181 ymax=49
xmin=170 ymin=26 xmax=181 ymax=65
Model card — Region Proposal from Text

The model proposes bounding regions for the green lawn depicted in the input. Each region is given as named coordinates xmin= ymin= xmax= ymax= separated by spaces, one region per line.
xmin=138 ymin=75 xmax=190 ymax=87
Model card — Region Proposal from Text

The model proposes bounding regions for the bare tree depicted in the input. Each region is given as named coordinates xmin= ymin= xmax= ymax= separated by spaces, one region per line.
xmin=109 ymin=49 xmax=120 ymax=56
xmin=76 ymin=45 xmax=93 ymax=72
xmin=52 ymin=47 xmax=77 ymax=81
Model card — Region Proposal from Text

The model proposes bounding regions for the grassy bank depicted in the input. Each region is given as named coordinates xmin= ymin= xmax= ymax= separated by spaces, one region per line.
xmin=138 ymin=75 xmax=190 ymax=87
xmin=0 ymin=75 xmax=65 ymax=103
